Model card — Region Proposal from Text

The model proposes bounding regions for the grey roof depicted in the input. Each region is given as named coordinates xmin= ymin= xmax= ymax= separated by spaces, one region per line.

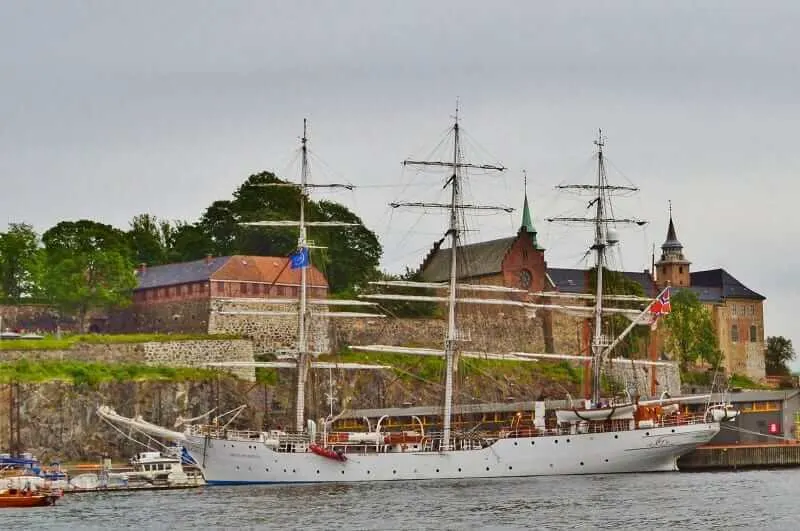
xmin=546 ymin=268 xmax=657 ymax=296
xmin=690 ymin=268 xmax=765 ymax=301
xmin=680 ymin=389 xmax=800 ymax=404
xmin=662 ymin=216 xmax=683 ymax=250
xmin=136 ymin=256 xmax=230 ymax=290
xmin=420 ymin=237 xmax=516 ymax=282
xmin=547 ymin=268 xmax=588 ymax=293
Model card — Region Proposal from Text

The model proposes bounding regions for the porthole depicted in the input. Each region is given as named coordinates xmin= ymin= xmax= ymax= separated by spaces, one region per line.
xmin=508 ymin=466 xmax=513 ymax=471
xmin=486 ymin=467 xmax=490 ymax=471
xmin=265 ymin=468 xmax=269 ymax=472
xmin=393 ymin=470 xmax=397 ymax=474
xmin=566 ymin=439 xmax=571 ymax=443
xmin=514 ymin=442 xmax=518 ymax=446
xmin=435 ymin=469 xmax=439 ymax=473
xmin=531 ymin=441 xmax=535 ymax=446
xmin=580 ymin=462 xmax=584 ymax=466
xmin=458 ymin=468 xmax=462 ymax=472
xmin=316 ymin=470 xmax=320 ymax=474
xmin=235 ymin=466 xmax=239 ymax=470
xmin=283 ymin=469 xmax=287 ymax=473
xmin=341 ymin=470 xmax=345 ymax=475
xmin=366 ymin=470 xmax=371 ymax=475
xmin=646 ymin=432 xmax=650 ymax=436
xmin=671 ymin=429 xmax=675 ymax=433
xmin=614 ymin=435 xmax=619 ymax=439
xmin=604 ymin=459 xmax=609 ymax=463
xmin=554 ymin=440 xmax=558 ymax=444
xmin=292 ymin=469 xmax=296 ymax=473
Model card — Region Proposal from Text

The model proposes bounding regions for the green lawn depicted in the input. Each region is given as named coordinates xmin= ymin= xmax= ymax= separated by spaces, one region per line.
xmin=0 ymin=359 xmax=222 ymax=385
xmin=0 ymin=333 xmax=242 ymax=351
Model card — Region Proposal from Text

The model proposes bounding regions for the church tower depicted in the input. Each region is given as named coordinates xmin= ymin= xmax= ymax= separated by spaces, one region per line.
xmin=655 ymin=203 xmax=690 ymax=288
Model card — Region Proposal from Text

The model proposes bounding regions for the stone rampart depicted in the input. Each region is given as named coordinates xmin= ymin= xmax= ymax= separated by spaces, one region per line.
xmin=209 ymin=298 xmax=329 ymax=356
xmin=141 ymin=340 xmax=255 ymax=381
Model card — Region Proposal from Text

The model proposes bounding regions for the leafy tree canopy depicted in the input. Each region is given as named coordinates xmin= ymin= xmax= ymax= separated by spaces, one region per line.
xmin=0 ymin=223 xmax=42 ymax=301
xmin=41 ymin=220 xmax=136 ymax=330
xmin=663 ymin=289 xmax=722 ymax=371
xmin=766 ymin=336 xmax=795 ymax=376
xmin=155 ymin=171 xmax=382 ymax=293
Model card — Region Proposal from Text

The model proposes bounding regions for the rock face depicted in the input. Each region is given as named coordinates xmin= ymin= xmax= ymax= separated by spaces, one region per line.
xmin=0 ymin=361 xmax=583 ymax=462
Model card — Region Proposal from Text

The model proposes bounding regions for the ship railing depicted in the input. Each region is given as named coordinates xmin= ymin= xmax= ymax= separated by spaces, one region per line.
xmin=187 ymin=424 xmax=271 ymax=442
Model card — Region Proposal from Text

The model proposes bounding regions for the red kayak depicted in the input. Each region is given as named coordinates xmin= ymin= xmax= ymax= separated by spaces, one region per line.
xmin=309 ymin=444 xmax=347 ymax=462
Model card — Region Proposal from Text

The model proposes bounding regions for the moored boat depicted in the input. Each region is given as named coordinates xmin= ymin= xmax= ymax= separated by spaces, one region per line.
xmin=0 ymin=489 xmax=59 ymax=508
xmin=98 ymin=116 xmax=729 ymax=485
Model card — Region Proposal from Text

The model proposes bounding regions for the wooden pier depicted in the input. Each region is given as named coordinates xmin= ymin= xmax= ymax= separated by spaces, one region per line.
xmin=678 ymin=443 xmax=800 ymax=470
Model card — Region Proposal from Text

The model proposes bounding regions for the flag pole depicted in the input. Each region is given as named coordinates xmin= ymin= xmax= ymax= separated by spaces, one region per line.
xmin=599 ymin=286 xmax=670 ymax=362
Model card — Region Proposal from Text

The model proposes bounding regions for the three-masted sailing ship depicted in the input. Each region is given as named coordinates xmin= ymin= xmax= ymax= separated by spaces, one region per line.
xmin=99 ymin=117 xmax=723 ymax=484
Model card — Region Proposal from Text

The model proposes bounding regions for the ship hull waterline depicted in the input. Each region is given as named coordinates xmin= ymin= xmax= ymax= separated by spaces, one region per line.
xmin=183 ymin=422 xmax=719 ymax=485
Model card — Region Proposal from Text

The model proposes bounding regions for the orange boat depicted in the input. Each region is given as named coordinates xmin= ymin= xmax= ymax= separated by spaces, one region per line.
xmin=0 ymin=489 xmax=59 ymax=508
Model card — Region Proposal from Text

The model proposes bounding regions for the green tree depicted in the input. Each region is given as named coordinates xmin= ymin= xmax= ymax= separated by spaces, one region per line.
xmin=0 ymin=223 xmax=42 ymax=301
xmin=41 ymin=220 xmax=136 ymax=330
xmin=765 ymin=336 xmax=795 ymax=376
xmin=311 ymin=200 xmax=382 ymax=292
xmin=127 ymin=213 xmax=174 ymax=266
xmin=663 ymin=289 xmax=722 ymax=371
xmin=166 ymin=222 xmax=213 ymax=262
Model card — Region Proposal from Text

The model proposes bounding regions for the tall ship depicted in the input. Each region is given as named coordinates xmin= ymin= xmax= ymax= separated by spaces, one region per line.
xmin=99 ymin=115 xmax=724 ymax=484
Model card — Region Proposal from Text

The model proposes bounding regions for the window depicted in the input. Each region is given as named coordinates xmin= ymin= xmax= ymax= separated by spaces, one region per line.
xmin=731 ymin=324 xmax=739 ymax=343
xmin=748 ymin=305 xmax=755 ymax=316
xmin=216 ymin=282 xmax=225 ymax=294
xmin=730 ymin=305 xmax=737 ymax=317
xmin=750 ymin=325 xmax=758 ymax=343
xmin=678 ymin=266 xmax=683 ymax=274
xmin=241 ymin=282 xmax=248 ymax=294
xmin=187 ymin=284 xmax=194 ymax=295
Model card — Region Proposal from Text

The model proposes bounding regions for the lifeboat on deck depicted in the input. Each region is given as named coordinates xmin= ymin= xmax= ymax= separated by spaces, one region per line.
xmin=383 ymin=431 xmax=423 ymax=445
xmin=309 ymin=444 xmax=347 ymax=462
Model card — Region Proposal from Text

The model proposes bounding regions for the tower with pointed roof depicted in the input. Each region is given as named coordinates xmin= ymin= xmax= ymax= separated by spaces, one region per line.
xmin=655 ymin=202 xmax=690 ymax=288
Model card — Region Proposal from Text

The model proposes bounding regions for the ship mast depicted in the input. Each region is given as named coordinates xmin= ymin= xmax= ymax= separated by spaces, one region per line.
xmin=241 ymin=119 xmax=359 ymax=432
xmin=296 ymin=119 xmax=310 ymax=433
xmin=547 ymin=130 xmax=645 ymax=405
xmin=590 ymin=132 xmax=607 ymax=406
xmin=397 ymin=106 xmax=506 ymax=450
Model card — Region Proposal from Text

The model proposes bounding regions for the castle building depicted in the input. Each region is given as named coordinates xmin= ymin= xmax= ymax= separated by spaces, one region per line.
xmin=654 ymin=213 xmax=766 ymax=380
xmin=418 ymin=195 xmax=767 ymax=382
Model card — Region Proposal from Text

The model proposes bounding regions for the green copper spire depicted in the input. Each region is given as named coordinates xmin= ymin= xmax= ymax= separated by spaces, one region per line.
xmin=519 ymin=171 xmax=543 ymax=249
xmin=521 ymin=193 xmax=535 ymax=233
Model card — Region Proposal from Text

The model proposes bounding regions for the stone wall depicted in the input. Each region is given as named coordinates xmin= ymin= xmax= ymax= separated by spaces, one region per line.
xmin=0 ymin=304 xmax=80 ymax=333
xmin=109 ymin=299 xmax=212 ymax=334
xmin=606 ymin=361 xmax=681 ymax=398
xmin=141 ymin=340 xmax=255 ymax=381
xmin=0 ymin=339 xmax=256 ymax=381
xmin=333 ymin=304 xmax=549 ymax=354
xmin=208 ymin=298 xmax=329 ymax=357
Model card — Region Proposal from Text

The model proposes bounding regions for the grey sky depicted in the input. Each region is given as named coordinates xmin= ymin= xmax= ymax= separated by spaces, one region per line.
xmin=2 ymin=1 xmax=798 ymax=367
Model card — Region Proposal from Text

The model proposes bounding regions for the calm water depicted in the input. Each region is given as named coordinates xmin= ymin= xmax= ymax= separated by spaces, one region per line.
xmin=2 ymin=470 xmax=798 ymax=530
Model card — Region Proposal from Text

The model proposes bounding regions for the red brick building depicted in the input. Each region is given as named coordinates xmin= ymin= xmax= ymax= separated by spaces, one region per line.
xmin=122 ymin=255 xmax=328 ymax=334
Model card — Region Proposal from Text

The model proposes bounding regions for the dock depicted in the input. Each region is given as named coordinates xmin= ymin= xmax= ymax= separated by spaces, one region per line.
xmin=678 ymin=443 xmax=800 ymax=470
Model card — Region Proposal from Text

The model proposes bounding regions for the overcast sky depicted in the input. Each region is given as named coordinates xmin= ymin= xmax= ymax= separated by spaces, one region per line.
xmin=2 ymin=1 xmax=799 ymax=368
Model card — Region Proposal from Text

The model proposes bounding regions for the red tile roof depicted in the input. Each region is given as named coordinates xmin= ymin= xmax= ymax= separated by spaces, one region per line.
xmin=211 ymin=255 xmax=328 ymax=288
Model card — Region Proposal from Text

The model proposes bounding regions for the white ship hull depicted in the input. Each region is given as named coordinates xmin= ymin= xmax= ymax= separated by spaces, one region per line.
xmin=183 ymin=422 xmax=719 ymax=485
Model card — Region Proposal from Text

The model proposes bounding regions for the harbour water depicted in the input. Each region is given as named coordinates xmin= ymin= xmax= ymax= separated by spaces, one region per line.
xmin=3 ymin=470 xmax=798 ymax=530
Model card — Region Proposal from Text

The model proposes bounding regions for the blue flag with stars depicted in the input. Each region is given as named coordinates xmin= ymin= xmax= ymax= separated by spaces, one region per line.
xmin=289 ymin=247 xmax=310 ymax=269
